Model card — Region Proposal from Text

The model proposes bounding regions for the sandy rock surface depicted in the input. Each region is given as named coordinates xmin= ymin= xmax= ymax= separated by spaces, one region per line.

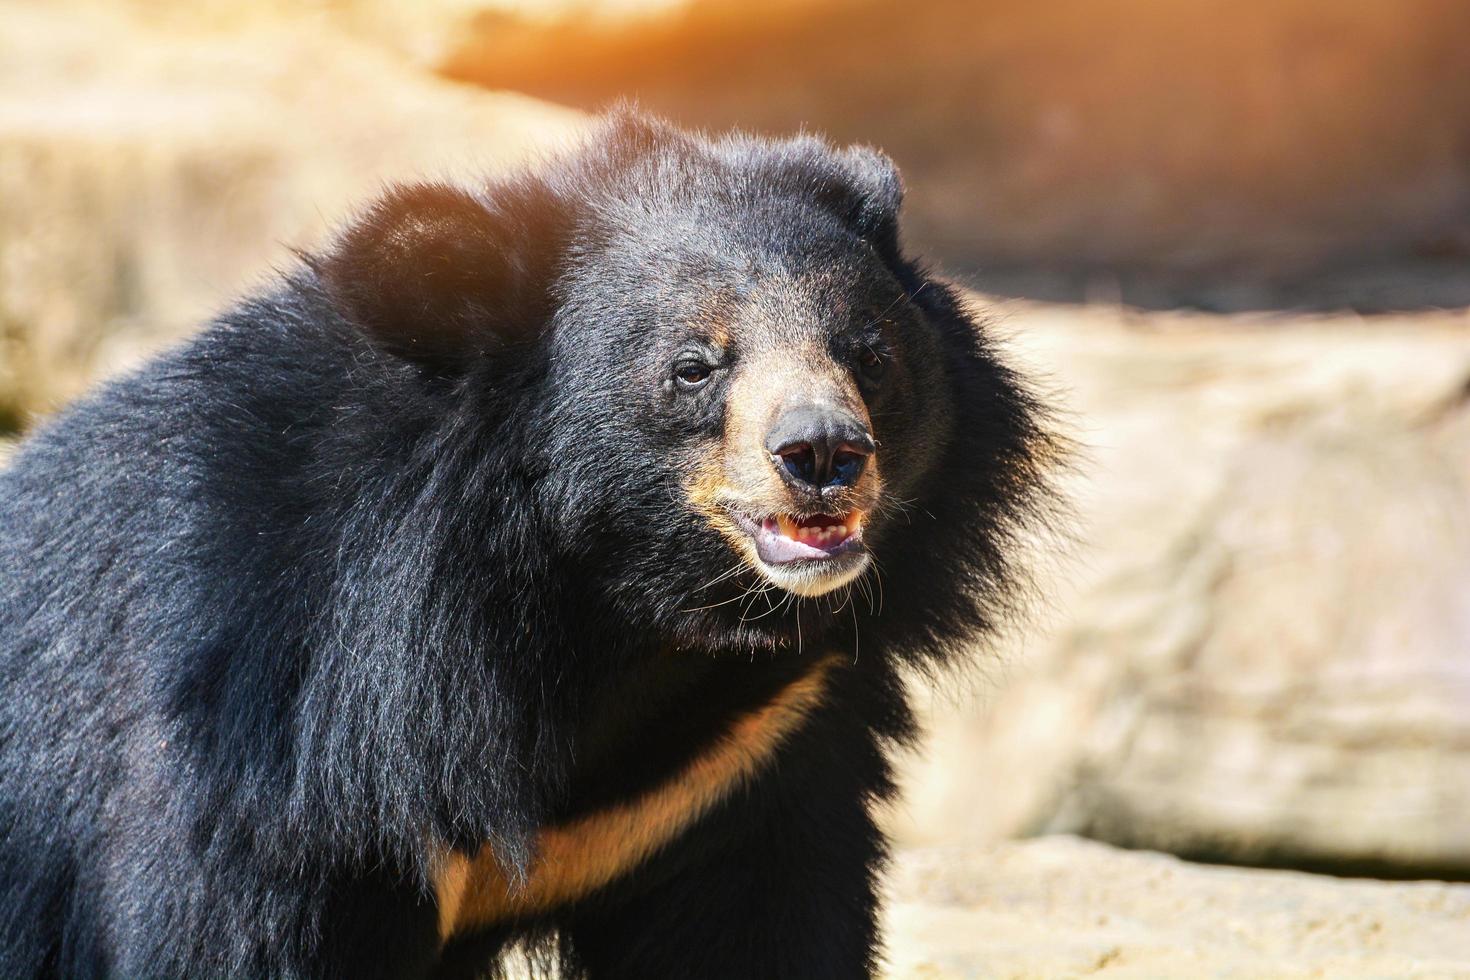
xmin=883 ymin=835 xmax=1470 ymax=978
xmin=895 ymin=301 xmax=1470 ymax=876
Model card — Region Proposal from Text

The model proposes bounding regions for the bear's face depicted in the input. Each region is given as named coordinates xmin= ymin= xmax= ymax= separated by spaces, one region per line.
xmin=320 ymin=115 xmax=1043 ymax=655
xmin=548 ymin=201 xmax=949 ymax=606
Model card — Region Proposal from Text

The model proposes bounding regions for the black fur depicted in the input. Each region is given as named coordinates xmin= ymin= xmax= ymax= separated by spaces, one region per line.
xmin=0 ymin=112 xmax=1054 ymax=978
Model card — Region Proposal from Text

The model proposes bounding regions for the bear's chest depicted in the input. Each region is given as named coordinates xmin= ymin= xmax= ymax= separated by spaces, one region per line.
xmin=434 ymin=654 xmax=838 ymax=939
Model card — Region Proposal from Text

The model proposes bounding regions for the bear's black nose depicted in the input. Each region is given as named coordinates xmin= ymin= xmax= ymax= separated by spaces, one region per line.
xmin=765 ymin=404 xmax=875 ymax=491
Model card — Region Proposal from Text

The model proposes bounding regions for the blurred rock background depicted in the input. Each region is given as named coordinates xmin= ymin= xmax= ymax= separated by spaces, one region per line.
xmin=0 ymin=0 xmax=584 ymax=431
xmin=4 ymin=0 xmax=1470 ymax=973
xmin=895 ymin=305 xmax=1470 ymax=879
xmin=444 ymin=0 xmax=1470 ymax=310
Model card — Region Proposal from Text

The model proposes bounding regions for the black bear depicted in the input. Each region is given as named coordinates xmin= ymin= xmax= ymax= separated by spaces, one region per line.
xmin=0 ymin=112 xmax=1054 ymax=978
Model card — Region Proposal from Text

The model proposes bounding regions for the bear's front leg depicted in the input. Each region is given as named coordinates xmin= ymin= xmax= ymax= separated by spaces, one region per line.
xmin=558 ymin=704 xmax=892 ymax=980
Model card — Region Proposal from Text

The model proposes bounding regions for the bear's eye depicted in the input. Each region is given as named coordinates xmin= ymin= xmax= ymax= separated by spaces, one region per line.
xmin=857 ymin=346 xmax=886 ymax=383
xmin=674 ymin=361 xmax=713 ymax=389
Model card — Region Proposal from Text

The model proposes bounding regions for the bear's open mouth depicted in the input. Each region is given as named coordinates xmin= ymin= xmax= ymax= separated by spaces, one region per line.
xmin=733 ymin=509 xmax=866 ymax=566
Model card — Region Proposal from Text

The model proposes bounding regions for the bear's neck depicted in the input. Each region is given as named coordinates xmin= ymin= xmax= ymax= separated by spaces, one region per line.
xmin=555 ymin=641 xmax=830 ymax=821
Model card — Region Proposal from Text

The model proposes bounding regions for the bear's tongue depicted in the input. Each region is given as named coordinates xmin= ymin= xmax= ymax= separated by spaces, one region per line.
xmin=762 ymin=511 xmax=860 ymax=547
xmin=748 ymin=510 xmax=865 ymax=565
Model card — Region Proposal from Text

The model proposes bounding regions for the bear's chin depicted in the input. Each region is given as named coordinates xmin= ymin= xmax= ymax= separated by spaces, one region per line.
xmin=751 ymin=551 xmax=872 ymax=599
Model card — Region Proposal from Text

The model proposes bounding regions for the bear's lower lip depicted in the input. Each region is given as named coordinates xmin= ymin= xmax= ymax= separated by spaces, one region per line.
xmin=732 ymin=510 xmax=866 ymax=566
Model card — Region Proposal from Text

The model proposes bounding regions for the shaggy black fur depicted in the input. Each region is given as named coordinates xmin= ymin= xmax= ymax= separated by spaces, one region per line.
xmin=0 ymin=111 xmax=1054 ymax=978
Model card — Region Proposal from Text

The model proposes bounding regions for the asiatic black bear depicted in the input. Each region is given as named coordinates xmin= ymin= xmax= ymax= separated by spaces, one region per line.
xmin=0 ymin=112 xmax=1054 ymax=978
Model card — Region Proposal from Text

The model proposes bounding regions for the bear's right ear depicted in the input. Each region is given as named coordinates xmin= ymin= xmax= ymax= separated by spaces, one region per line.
xmin=316 ymin=182 xmax=562 ymax=371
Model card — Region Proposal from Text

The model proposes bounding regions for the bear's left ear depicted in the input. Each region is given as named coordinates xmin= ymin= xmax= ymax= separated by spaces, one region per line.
xmin=832 ymin=146 xmax=904 ymax=250
xmin=316 ymin=182 xmax=563 ymax=371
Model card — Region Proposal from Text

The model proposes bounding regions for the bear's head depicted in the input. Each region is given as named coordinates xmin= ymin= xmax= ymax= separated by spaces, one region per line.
xmin=316 ymin=112 xmax=1053 ymax=659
